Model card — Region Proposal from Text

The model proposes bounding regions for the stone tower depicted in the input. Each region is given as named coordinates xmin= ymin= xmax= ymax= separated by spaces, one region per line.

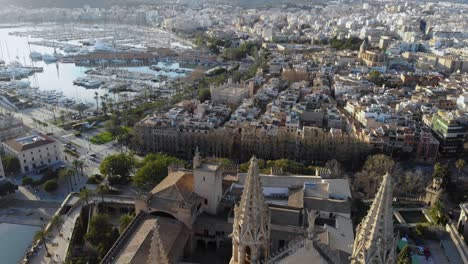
xmin=424 ymin=177 xmax=443 ymax=206
xmin=148 ymin=220 xmax=169 ymax=264
xmin=358 ymin=38 xmax=367 ymax=59
xmin=193 ymin=147 xmax=201 ymax=169
xmin=230 ymin=157 xmax=270 ymax=264
xmin=351 ymin=173 xmax=396 ymax=264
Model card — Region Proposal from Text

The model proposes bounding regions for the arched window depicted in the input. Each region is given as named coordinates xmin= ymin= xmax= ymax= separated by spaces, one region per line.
xmin=245 ymin=246 xmax=251 ymax=264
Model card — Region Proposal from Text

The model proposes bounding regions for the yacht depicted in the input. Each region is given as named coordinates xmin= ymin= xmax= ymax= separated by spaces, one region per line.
xmin=29 ymin=51 xmax=42 ymax=61
xmin=42 ymin=54 xmax=57 ymax=63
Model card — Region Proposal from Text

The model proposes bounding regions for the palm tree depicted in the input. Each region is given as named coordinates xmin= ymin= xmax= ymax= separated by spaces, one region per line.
xmin=430 ymin=200 xmax=447 ymax=225
xmin=34 ymin=229 xmax=50 ymax=257
xmin=58 ymin=168 xmax=74 ymax=193
xmin=94 ymin=91 xmax=99 ymax=113
xmin=59 ymin=110 xmax=66 ymax=126
xmin=100 ymin=95 xmax=108 ymax=115
xmin=50 ymin=215 xmax=64 ymax=233
xmin=72 ymin=159 xmax=85 ymax=183
xmin=96 ymin=184 xmax=110 ymax=203
xmin=76 ymin=103 xmax=87 ymax=117
xmin=79 ymin=188 xmax=93 ymax=205
xmin=455 ymin=159 xmax=465 ymax=181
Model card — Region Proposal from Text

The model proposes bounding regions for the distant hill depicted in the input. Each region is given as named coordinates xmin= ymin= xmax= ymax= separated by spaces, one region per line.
xmin=0 ymin=0 xmax=320 ymax=8
xmin=0 ymin=0 xmax=154 ymax=8
xmin=3 ymin=0 xmax=465 ymax=9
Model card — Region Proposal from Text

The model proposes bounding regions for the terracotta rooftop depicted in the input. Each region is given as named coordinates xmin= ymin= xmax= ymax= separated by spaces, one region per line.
xmin=150 ymin=171 xmax=194 ymax=201
xmin=3 ymin=133 xmax=56 ymax=152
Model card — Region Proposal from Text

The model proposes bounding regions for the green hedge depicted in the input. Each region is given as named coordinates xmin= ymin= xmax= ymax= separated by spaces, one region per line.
xmin=43 ymin=179 xmax=58 ymax=192
xmin=22 ymin=176 xmax=34 ymax=186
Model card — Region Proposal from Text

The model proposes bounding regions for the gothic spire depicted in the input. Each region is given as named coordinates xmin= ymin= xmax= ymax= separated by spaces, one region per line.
xmin=148 ymin=220 xmax=170 ymax=264
xmin=351 ymin=173 xmax=396 ymax=264
xmin=230 ymin=156 xmax=270 ymax=264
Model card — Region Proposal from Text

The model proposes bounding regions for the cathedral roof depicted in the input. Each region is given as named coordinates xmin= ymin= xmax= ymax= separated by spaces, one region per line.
xmin=150 ymin=171 xmax=194 ymax=201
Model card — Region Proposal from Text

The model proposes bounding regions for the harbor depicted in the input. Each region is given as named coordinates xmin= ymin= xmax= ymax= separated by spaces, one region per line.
xmin=0 ymin=25 xmax=202 ymax=114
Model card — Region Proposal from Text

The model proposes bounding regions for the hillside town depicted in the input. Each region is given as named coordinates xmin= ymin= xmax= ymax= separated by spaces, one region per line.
xmin=0 ymin=0 xmax=467 ymax=264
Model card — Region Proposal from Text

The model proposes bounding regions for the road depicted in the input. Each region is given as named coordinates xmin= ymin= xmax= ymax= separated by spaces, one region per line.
xmin=11 ymin=106 xmax=125 ymax=177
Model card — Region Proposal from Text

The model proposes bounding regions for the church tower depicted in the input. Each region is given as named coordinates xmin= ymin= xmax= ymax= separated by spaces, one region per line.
xmin=230 ymin=157 xmax=270 ymax=264
xmin=351 ymin=173 xmax=396 ymax=264
xmin=148 ymin=220 xmax=169 ymax=264
xmin=358 ymin=38 xmax=367 ymax=59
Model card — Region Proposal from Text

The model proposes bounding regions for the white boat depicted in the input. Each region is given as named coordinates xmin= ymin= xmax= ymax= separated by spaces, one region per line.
xmin=42 ymin=54 xmax=57 ymax=63
xmin=63 ymin=45 xmax=80 ymax=53
xmin=29 ymin=51 xmax=42 ymax=60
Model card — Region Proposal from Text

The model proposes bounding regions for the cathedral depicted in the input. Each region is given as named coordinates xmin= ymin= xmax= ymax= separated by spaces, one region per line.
xmin=100 ymin=153 xmax=397 ymax=264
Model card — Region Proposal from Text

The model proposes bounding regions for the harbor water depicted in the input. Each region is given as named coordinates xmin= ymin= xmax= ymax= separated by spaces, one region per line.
xmin=0 ymin=223 xmax=40 ymax=264
xmin=0 ymin=26 xmax=189 ymax=105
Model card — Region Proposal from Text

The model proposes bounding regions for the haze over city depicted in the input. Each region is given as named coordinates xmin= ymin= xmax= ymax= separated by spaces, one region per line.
xmin=0 ymin=1 xmax=467 ymax=264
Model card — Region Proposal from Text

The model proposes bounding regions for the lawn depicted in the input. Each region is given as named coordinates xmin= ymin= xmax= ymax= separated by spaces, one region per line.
xmin=90 ymin=131 xmax=114 ymax=144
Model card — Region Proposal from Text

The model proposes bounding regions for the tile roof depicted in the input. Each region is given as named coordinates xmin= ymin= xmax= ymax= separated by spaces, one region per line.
xmin=3 ymin=133 xmax=56 ymax=152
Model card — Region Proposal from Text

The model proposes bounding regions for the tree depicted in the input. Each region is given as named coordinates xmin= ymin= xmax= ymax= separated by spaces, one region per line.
xmin=100 ymin=153 xmax=136 ymax=183
xmin=455 ymin=159 xmax=465 ymax=181
xmin=50 ymin=215 xmax=64 ymax=233
xmin=75 ymin=103 xmax=88 ymax=117
xmin=94 ymin=91 xmax=99 ymax=113
xmin=58 ymin=168 xmax=74 ymax=193
xmin=43 ymin=180 xmax=58 ymax=193
xmin=72 ymin=159 xmax=85 ymax=182
xmin=354 ymin=154 xmax=395 ymax=197
xmin=367 ymin=70 xmax=381 ymax=84
xmin=59 ymin=110 xmax=66 ymax=126
xmin=34 ymin=229 xmax=50 ymax=257
xmin=1 ymin=155 xmax=20 ymax=175
xmin=79 ymin=188 xmax=93 ymax=205
xmin=105 ymin=114 xmax=121 ymax=136
xmin=133 ymin=154 xmax=187 ymax=189
xmin=198 ymin=88 xmax=211 ymax=102
xmin=22 ymin=176 xmax=34 ymax=186
xmin=395 ymin=169 xmax=429 ymax=196
xmin=432 ymin=162 xmax=451 ymax=187
xmin=0 ymin=181 xmax=18 ymax=196
xmin=397 ymin=245 xmax=411 ymax=264
xmin=429 ymin=200 xmax=447 ymax=225
xmin=325 ymin=159 xmax=345 ymax=179
xmin=85 ymin=214 xmax=119 ymax=260
xmin=101 ymin=95 xmax=108 ymax=115
xmin=119 ymin=214 xmax=134 ymax=234
xmin=96 ymin=184 xmax=110 ymax=202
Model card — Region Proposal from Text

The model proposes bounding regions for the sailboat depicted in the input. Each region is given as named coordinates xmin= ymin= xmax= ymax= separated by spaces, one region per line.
xmin=43 ymin=53 xmax=57 ymax=63
xmin=29 ymin=51 xmax=42 ymax=60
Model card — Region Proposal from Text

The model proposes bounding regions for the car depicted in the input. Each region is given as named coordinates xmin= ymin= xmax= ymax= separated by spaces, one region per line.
xmin=90 ymin=154 xmax=97 ymax=158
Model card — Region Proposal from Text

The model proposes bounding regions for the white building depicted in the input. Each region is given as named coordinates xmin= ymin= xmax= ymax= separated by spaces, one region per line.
xmin=2 ymin=133 xmax=61 ymax=174
xmin=457 ymin=93 xmax=468 ymax=110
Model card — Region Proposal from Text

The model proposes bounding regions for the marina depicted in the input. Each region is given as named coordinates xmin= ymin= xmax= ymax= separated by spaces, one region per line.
xmin=0 ymin=26 xmax=196 ymax=111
